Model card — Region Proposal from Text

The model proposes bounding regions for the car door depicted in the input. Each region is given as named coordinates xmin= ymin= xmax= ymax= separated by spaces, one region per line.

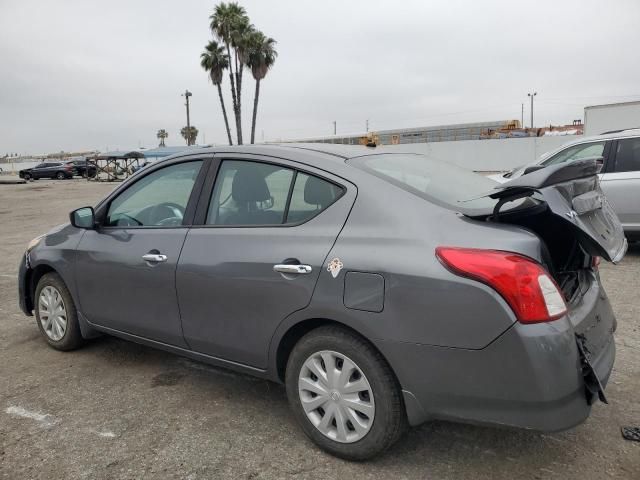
xmin=74 ymin=158 xmax=209 ymax=346
xmin=42 ymin=162 xmax=59 ymax=178
xmin=600 ymin=136 xmax=640 ymax=232
xmin=176 ymin=155 xmax=356 ymax=368
xmin=32 ymin=163 xmax=47 ymax=179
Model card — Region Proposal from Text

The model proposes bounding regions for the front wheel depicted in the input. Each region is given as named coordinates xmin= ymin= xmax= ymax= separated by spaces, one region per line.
xmin=285 ymin=326 xmax=407 ymax=460
xmin=23 ymin=173 xmax=31 ymax=180
xmin=34 ymin=273 xmax=84 ymax=351
xmin=56 ymin=171 xmax=66 ymax=180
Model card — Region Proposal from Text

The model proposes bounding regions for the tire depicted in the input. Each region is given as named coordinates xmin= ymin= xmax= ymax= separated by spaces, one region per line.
xmin=285 ymin=325 xmax=407 ymax=460
xmin=34 ymin=272 xmax=84 ymax=351
xmin=56 ymin=171 xmax=66 ymax=180
xmin=23 ymin=173 xmax=31 ymax=180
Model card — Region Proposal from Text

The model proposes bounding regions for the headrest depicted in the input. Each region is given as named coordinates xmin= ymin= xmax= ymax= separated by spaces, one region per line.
xmin=232 ymin=167 xmax=271 ymax=203
xmin=304 ymin=175 xmax=335 ymax=206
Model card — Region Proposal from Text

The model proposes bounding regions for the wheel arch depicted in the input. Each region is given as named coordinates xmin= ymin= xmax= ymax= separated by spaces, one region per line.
xmin=25 ymin=263 xmax=58 ymax=311
xmin=271 ymin=317 xmax=401 ymax=391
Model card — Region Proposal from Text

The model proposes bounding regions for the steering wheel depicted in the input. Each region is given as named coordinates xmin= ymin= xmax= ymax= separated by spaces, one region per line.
xmin=149 ymin=202 xmax=185 ymax=226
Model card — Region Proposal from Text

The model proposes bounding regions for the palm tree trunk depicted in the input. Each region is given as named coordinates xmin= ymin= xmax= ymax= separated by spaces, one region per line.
xmin=226 ymin=44 xmax=241 ymax=144
xmin=251 ymin=79 xmax=261 ymax=144
xmin=217 ymin=84 xmax=233 ymax=145
xmin=235 ymin=51 xmax=243 ymax=145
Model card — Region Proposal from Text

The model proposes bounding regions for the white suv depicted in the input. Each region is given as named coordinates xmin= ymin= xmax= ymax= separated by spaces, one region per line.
xmin=492 ymin=128 xmax=640 ymax=240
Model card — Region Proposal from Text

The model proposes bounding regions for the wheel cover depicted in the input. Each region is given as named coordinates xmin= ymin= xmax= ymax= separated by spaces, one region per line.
xmin=298 ymin=350 xmax=375 ymax=443
xmin=38 ymin=286 xmax=67 ymax=341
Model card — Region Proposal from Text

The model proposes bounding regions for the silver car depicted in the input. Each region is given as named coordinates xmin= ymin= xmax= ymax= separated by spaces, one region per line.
xmin=18 ymin=145 xmax=626 ymax=460
xmin=491 ymin=128 xmax=640 ymax=240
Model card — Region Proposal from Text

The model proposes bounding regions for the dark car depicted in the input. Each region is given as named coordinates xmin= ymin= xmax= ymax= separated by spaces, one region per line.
xmin=65 ymin=160 xmax=97 ymax=178
xmin=18 ymin=145 xmax=626 ymax=460
xmin=19 ymin=162 xmax=74 ymax=180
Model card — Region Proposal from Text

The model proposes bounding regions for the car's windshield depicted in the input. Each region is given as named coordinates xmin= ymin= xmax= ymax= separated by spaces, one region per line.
xmin=348 ymin=154 xmax=501 ymax=213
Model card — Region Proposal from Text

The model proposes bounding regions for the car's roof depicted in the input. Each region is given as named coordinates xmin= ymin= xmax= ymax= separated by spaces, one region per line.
xmin=160 ymin=143 xmax=419 ymax=170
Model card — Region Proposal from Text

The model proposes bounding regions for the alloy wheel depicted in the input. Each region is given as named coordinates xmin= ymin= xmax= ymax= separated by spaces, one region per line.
xmin=38 ymin=285 xmax=67 ymax=341
xmin=298 ymin=350 xmax=375 ymax=443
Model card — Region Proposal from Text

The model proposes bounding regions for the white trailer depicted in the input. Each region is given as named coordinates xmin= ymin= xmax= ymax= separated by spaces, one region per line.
xmin=584 ymin=100 xmax=640 ymax=136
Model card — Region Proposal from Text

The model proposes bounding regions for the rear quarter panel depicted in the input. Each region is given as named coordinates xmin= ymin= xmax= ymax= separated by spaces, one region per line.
xmin=286 ymin=174 xmax=544 ymax=350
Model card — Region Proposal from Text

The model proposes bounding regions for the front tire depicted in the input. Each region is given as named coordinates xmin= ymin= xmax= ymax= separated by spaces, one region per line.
xmin=34 ymin=273 xmax=84 ymax=351
xmin=285 ymin=326 xmax=407 ymax=460
xmin=56 ymin=171 xmax=66 ymax=180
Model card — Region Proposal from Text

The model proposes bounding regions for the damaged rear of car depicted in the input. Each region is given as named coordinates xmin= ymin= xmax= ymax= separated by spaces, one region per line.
xmin=460 ymin=158 xmax=627 ymax=406
xmin=351 ymin=154 xmax=626 ymax=430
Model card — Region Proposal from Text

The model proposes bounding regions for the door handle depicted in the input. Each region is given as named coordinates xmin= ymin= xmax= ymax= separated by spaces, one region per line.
xmin=273 ymin=264 xmax=312 ymax=275
xmin=142 ymin=253 xmax=168 ymax=263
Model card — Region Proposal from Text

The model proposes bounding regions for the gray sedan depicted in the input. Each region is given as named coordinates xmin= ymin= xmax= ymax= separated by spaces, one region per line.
xmin=18 ymin=145 xmax=626 ymax=460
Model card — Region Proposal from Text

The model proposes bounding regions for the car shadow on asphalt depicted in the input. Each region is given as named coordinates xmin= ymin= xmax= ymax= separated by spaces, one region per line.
xmin=79 ymin=335 xmax=573 ymax=468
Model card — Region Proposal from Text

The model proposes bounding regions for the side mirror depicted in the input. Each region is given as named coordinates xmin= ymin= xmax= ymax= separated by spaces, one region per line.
xmin=70 ymin=206 xmax=96 ymax=229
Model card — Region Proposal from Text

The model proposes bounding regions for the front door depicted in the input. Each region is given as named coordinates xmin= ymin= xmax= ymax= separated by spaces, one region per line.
xmin=75 ymin=159 xmax=206 ymax=346
xmin=177 ymin=156 xmax=356 ymax=368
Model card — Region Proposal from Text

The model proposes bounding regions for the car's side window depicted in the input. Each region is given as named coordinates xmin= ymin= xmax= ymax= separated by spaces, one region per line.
xmin=205 ymin=160 xmax=343 ymax=226
xmin=542 ymin=142 xmax=606 ymax=167
xmin=206 ymin=160 xmax=293 ymax=225
xmin=613 ymin=138 xmax=640 ymax=173
xmin=286 ymin=172 xmax=343 ymax=223
xmin=105 ymin=160 xmax=203 ymax=227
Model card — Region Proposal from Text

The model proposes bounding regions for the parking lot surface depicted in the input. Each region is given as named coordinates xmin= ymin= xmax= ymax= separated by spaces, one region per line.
xmin=1 ymin=180 xmax=638 ymax=479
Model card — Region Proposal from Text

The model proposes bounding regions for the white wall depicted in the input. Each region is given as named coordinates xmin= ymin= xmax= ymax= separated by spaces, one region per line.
xmin=383 ymin=136 xmax=575 ymax=171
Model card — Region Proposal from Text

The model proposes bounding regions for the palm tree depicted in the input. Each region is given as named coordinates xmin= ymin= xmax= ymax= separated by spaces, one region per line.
xmin=246 ymin=31 xmax=277 ymax=144
xmin=180 ymin=126 xmax=199 ymax=146
xmin=210 ymin=2 xmax=249 ymax=144
xmin=201 ymin=41 xmax=233 ymax=145
xmin=156 ymin=129 xmax=169 ymax=147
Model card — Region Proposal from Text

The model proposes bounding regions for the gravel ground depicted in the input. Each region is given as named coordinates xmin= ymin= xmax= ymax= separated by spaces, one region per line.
xmin=0 ymin=180 xmax=638 ymax=479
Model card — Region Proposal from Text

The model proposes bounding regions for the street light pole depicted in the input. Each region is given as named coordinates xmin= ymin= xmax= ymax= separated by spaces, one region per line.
xmin=182 ymin=90 xmax=192 ymax=145
xmin=333 ymin=121 xmax=337 ymax=135
xmin=527 ymin=92 xmax=537 ymax=129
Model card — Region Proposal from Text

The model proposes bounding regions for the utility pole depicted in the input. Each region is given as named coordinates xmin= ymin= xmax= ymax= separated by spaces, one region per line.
xmin=521 ymin=103 xmax=524 ymax=128
xmin=182 ymin=90 xmax=192 ymax=145
xmin=527 ymin=92 xmax=537 ymax=129
xmin=366 ymin=119 xmax=369 ymax=132
xmin=333 ymin=121 xmax=337 ymax=135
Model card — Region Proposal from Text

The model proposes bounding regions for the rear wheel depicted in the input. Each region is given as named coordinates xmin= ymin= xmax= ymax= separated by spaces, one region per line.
xmin=285 ymin=325 xmax=406 ymax=460
xmin=23 ymin=172 xmax=31 ymax=180
xmin=34 ymin=273 xmax=84 ymax=351
xmin=56 ymin=171 xmax=66 ymax=180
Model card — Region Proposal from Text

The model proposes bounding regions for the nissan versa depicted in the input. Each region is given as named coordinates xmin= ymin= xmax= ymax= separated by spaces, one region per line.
xmin=18 ymin=145 xmax=627 ymax=460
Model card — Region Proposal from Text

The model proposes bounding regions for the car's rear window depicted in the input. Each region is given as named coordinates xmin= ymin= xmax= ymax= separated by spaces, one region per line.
xmin=348 ymin=154 xmax=500 ymax=212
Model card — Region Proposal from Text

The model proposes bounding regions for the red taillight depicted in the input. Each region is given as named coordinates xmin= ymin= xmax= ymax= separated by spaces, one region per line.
xmin=592 ymin=256 xmax=601 ymax=270
xmin=435 ymin=247 xmax=567 ymax=324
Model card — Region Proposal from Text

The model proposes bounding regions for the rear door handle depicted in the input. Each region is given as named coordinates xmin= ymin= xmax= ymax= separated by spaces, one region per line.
xmin=142 ymin=253 xmax=168 ymax=263
xmin=273 ymin=264 xmax=312 ymax=274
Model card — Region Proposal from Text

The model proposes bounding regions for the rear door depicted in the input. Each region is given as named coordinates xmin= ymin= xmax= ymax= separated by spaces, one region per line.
xmin=491 ymin=158 xmax=627 ymax=262
xmin=176 ymin=154 xmax=356 ymax=368
xmin=599 ymin=136 xmax=640 ymax=233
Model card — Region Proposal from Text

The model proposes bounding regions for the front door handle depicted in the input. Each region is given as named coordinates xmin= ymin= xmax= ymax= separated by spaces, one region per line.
xmin=273 ymin=264 xmax=312 ymax=275
xmin=142 ymin=253 xmax=168 ymax=263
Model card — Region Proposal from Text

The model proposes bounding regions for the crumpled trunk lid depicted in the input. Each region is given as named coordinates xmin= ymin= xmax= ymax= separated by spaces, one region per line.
xmin=472 ymin=158 xmax=627 ymax=264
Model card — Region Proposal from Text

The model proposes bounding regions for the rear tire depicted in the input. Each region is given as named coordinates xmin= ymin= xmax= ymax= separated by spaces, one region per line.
xmin=23 ymin=173 xmax=31 ymax=180
xmin=56 ymin=171 xmax=66 ymax=180
xmin=34 ymin=273 xmax=84 ymax=351
xmin=285 ymin=325 xmax=407 ymax=460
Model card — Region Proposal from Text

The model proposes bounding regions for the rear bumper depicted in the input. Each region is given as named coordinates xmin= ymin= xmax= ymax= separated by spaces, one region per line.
xmin=376 ymin=277 xmax=616 ymax=431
